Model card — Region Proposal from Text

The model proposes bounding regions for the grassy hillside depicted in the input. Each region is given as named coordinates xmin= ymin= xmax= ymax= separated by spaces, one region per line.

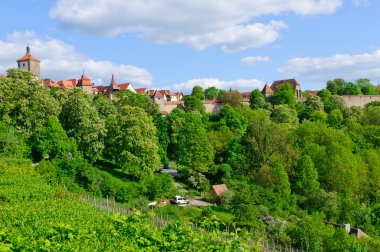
xmin=0 ymin=158 xmax=258 ymax=251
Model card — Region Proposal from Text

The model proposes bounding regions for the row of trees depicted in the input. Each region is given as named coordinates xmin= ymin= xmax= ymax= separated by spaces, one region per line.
xmin=326 ymin=78 xmax=379 ymax=95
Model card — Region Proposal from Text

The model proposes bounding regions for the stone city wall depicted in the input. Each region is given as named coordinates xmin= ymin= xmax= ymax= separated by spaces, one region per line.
xmin=159 ymin=95 xmax=380 ymax=115
xmin=297 ymin=95 xmax=380 ymax=107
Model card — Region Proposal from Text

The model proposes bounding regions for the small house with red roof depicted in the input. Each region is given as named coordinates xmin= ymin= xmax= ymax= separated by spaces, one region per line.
xmin=211 ymin=184 xmax=228 ymax=204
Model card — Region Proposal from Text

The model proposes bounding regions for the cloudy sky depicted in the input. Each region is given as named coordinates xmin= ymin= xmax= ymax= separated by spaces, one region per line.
xmin=1 ymin=0 xmax=379 ymax=92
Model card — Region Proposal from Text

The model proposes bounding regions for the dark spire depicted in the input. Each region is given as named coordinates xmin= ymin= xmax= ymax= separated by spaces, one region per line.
xmin=26 ymin=45 xmax=30 ymax=54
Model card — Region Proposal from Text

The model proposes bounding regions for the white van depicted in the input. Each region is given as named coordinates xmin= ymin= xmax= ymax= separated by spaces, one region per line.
xmin=172 ymin=196 xmax=189 ymax=204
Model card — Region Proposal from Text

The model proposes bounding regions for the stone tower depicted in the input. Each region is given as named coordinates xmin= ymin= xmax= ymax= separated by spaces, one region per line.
xmin=77 ymin=72 xmax=94 ymax=94
xmin=17 ymin=46 xmax=40 ymax=79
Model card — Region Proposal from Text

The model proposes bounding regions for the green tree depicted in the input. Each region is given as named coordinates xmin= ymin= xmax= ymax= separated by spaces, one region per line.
xmin=296 ymin=155 xmax=320 ymax=197
xmin=0 ymin=122 xmax=29 ymax=158
xmin=36 ymin=116 xmax=79 ymax=160
xmin=153 ymin=114 xmax=170 ymax=165
xmin=311 ymin=110 xmax=328 ymax=122
xmin=183 ymin=95 xmax=205 ymax=114
xmin=245 ymin=109 xmax=291 ymax=166
xmin=105 ymin=106 xmax=160 ymax=178
xmin=328 ymin=94 xmax=348 ymax=114
xmin=345 ymin=82 xmax=361 ymax=95
xmin=0 ymin=69 xmax=59 ymax=140
xmin=175 ymin=112 xmax=214 ymax=173
xmin=364 ymin=149 xmax=380 ymax=202
xmin=362 ymin=106 xmax=380 ymax=125
xmin=272 ymin=163 xmax=291 ymax=199
xmin=249 ymin=89 xmax=266 ymax=110
xmin=305 ymin=95 xmax=324 ymax=111
xmin=60 ymin=89 xmax=106 ymax=163
xmin=328 ymin=109 xmax=344 ymax=128
xmin=326 ymin=78 xmax=346 ymax=95
xmin=317 ymin=89 xmax=331 ymax=102
xmin=93 ymin=95 xmax=117 ymax=120
xmin=205 ymin=86 xmax=219 ymax=100
xmin=114 ymin=90 xmax=160 ymax=116
xmin=295 ymin=122 xmax=361 ymax=199
xmin=217 ymin=105 xmax=248 ymax=135
xmin=287 ymin=213 xmax=334 ymax=252
xmin=191 ymin=85 xmax=205 ymax=100
xmin=271 ymin=104 xmax=298 ymax=124
xmin=219 ymin=90 xmax=243 ymax=107
xmin=269 ymin=83 xmax=296 ymax=108
xmin=208 ymin=127 xmax=235 ymax=163
xmin=356 ymin=78 xmax=377 ymax=95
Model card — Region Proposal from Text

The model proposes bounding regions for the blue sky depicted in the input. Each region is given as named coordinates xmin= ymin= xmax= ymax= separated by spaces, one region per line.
xmin=1 ymin=0 xmax=380 ymax=93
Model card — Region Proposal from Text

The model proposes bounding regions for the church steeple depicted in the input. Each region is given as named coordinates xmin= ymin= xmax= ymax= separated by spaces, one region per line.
xmin=110 ymin=74 xmax=116 ymax=86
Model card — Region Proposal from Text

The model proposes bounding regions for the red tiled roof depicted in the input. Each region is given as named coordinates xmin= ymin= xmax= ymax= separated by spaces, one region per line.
xmin=118 ymin=83 xmax=132 ymax=90
xmin=148 ymin=90 xmax=155 ymax=96
xmin=17 ymin=53 xmax=40 ymax=62
xmin=135 ymin=88 xmax=148 ymax=93
xmin=42 ymin=78 xmax=60 ymax=88
xmin=262 ymin=83 xmax=274 ymax=95
xmin=77 ymin=74 xmax=93 ymax=87
xmin=154 ymin=89 xmax=165 ymax=98
xmin=212 ymin=184 xmax=228 ymax=196
xmin=304 ymin=90 xmax=319 ymax=96
xmin=57 ymin=79 xmax=77 ymax=89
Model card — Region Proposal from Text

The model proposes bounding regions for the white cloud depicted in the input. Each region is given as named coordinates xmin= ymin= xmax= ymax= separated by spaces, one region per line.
xmin=278 ymin=50 xmax=380 ymax=82
xmin=0 ymin=31 xmax=153 ymax=86
xmin=242 ymin=55 xmax=271 ymax=65
xmin=50 ymin=0 xmax=342 ymax=51
xmin=168 ymin=78 xmax=264 ymax=93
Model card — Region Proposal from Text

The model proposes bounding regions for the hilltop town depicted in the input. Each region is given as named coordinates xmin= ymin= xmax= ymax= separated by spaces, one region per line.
xmin=14 ymin=46 xmax=380 ymax=114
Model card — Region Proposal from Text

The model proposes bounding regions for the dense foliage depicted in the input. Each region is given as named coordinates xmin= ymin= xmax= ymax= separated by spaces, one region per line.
xmin=1 ymin=69 xmax=380 ymax=250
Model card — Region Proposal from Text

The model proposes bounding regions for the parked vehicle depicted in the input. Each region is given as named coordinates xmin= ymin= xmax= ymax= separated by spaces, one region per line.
xmin=171 ymin=195 xmax=189 ymax=204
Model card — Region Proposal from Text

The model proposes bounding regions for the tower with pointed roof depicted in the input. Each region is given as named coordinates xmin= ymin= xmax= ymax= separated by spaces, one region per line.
xmin=17 ymin=46 xmax=41 ymax=79
xmin=77 ymin=72 xmax=94 ymax=94
xmin=110 ymin=73 xmax=116 ymax=87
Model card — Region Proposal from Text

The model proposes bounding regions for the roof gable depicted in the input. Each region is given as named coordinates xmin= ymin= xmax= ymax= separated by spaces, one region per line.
xmin=212 ymin=184 xmax=228 ymax=196
xmin=271 ymin=79 xmax=299 ymax=90
xmin=262 ymin=83 xmax=274 ymax=95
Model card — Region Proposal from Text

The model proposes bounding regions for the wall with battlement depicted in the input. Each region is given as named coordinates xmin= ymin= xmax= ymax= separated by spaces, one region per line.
xmin=158 ymin=95 xmax=380 ymax=115
xmin=297 ymin=95 xmax=380 ymax=107
xmin=341 ymin=95 xmax=380 ymax=107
